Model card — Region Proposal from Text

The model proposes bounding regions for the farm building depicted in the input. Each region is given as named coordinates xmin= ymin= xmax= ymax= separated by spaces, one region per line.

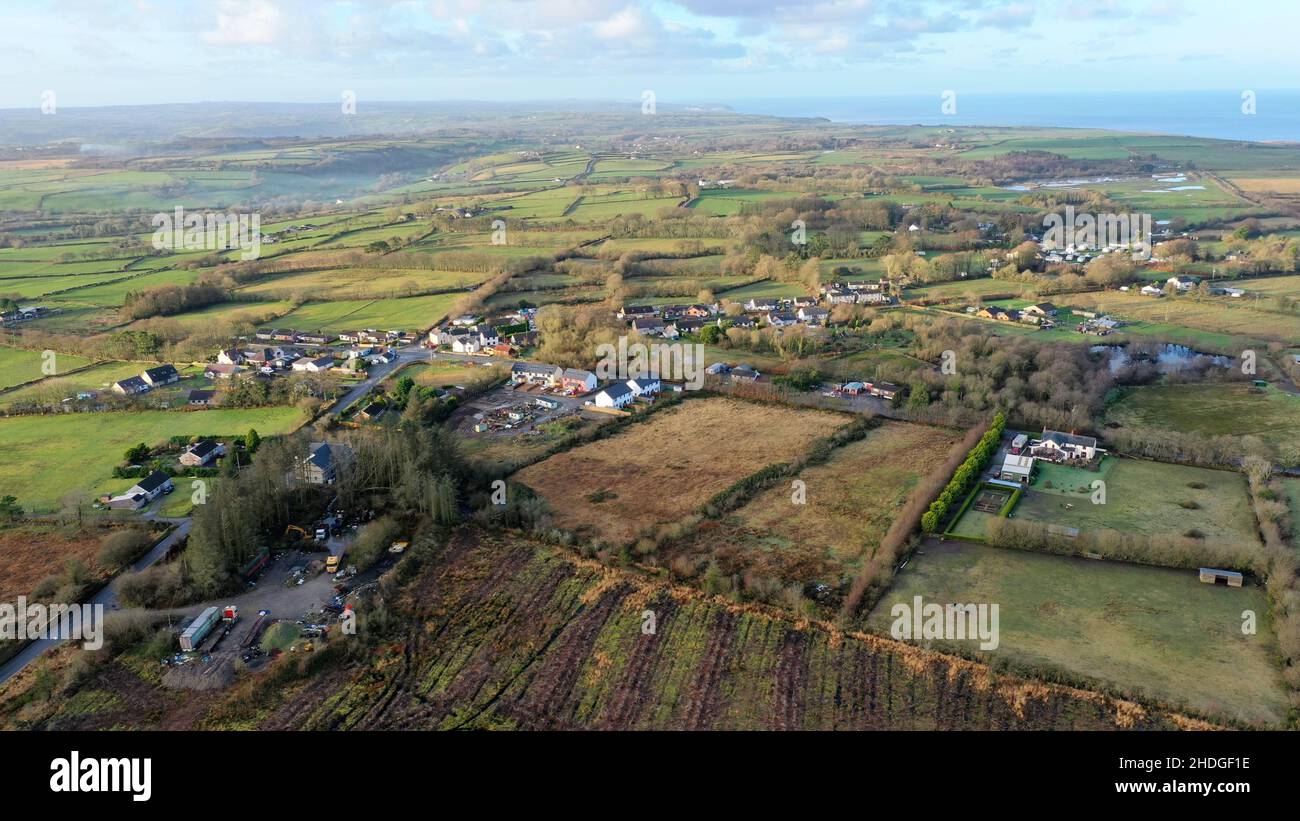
xmin=999 ymin=454 xmax=1035 ymax=484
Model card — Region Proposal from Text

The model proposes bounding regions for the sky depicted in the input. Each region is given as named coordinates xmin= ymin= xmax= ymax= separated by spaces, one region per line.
xmin=1 ymin=0 xmax=1297 ymax=110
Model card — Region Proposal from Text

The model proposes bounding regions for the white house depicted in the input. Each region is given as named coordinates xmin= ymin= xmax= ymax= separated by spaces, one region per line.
xmin=452 ymin=336 xmax=483 ymax=354
xmin=1034 ymin=430 xmax=1101 ymax=462
xmin=593 ymin=382 xmax=635 ymax=409
xmin=626 ymin=377 xmax=661 ymax=397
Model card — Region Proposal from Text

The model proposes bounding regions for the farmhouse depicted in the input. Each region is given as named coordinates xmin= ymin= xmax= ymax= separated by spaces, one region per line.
xmin=141 ymin=364 xmax=180 ymax=387
xmin=593 ymin=382 xmax=635 ymax=409
xmin=179 ymin=439 xmax=224 ymax=467
xmin=297 ymin=441 xmax=354 ymax=485
xmin=1023 ymin=302 xmax=1058 ymax=317
xmin=1034 ymin=429 xmax=1101 ymax=462
xmin=511 ymin=362 xmax=562 ymax=386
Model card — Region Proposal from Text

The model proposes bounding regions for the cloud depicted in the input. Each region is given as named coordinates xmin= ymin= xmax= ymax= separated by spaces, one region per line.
xmin=201 ymin=0 xmax=290 ymax=46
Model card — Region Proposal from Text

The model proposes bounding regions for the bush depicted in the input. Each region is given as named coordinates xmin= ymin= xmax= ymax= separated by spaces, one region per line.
xmin=97 ymin=528 xmax=153 ymax=570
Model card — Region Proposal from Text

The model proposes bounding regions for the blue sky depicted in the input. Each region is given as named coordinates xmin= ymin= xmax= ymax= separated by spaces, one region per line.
xmin=2 ymin=0 xmax=1296 ymax=109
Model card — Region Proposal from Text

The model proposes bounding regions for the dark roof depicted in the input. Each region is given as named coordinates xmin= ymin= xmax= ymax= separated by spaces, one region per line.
xmin=187 ymin=389 xmax=216 ymax=402
xmin=600 ymin=382 xmax=634 ymax=400
xmin=187 ymin=440 xmax=220 ymax=458
xmin=135 ymin=470 xmax=172 ymax=493
xmin=307 ymin=441 xmax=353 ymax=471
xmin=115 ymin=376 xmax=148 ymax=391
xmin=143 ymin=364 xmax=179 ymax=381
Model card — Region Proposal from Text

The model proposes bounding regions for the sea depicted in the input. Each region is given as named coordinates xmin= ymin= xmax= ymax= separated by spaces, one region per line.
xmin=732 ymin=90 xmax=1300 ymax=143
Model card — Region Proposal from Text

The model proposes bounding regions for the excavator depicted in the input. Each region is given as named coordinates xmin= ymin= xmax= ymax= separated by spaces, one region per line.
xmin=283 ymin=524 xmax=312 ymax=543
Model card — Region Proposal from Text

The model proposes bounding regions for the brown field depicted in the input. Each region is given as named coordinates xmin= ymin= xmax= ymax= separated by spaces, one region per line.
xmin=0 ymin=525 xmax=108 ymax=601
xmin=1231 ymin=177 xmax=1300 ymax=194
xmin=664 ymin=421 xmax=962 ymax=595
xmin=513 ymin=397 xmax=848 ymax=544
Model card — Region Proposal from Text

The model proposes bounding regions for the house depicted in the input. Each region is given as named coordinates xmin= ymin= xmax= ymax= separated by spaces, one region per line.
xmin=841 ymin=381 xmax=865 ymax=395
xmin=617 ymin=305 xmax=658 ymax=320
xmin=744 ymin=298 xmax=778 ymax=312
xmin=141 ymin=364 xmax=180 ymax=387
xmin=357 ymin=401 xmax=387 ymax=422
xmin=866 ymin=381 xmax=899 ymax=400
xmin=626 ymin=377 xmax=661 ymax=397
xmin=297 ymin=442 xmax=354 ymax=485
xmin=561 ymin=368 xmax=598 ymax=394
xmin=298 ymin=331 xmax=334 ymax=345
xmin=999 ymin=454 xmax=1035 ymax=484
xmin=857 ymin=291 xmax=889 ymax=305
xmin=511 ymin=362 xmax=563 ymax=386
xmin=292 ymin=356 xmax=335 ymax=373
xmin=1166 ymin=275 xmax=1198 ymax=292
xmin=490 ymin=342 xmax=517 ymax=357
xmin=450 ymin=314 xmax=480 ymax=327
xmin=452 ymin=336 xmax=483 ymax=354
xmin=630 ymin=317 xmax=666 ymax=336
xmin=684 ymin=304 xmax=713 ymax=318
xmin=1140 ymin=284 xmax=1165 ymax=297
xmin=1034 ymin=429 xmax=1100 ymax=462
xmin=824 ymin=288 xmax=857 ymax=305
xmin=766 ymin=311 xmax=797 ymax=327
xmin=1023 ymin=302 xmax=1058 ymax=317
xmin=216 ymin=349 xmax=243 ymax=365
xmin=796 ymin=306 xmax=829 ymax=324
xmin=593 ymin=382 xmax=635 ymax=409
xmin=187 ymin=389 xmax=216 ymax=406
xmin=203 ymin=363 xmax=243 ymax=380
xmin=111 ymin=376 xmax=150 ymax=395
xmin=179 ymin=439 xmax=224 ymax=467
xmin=107 ymin=470 xmax=174 ymax=509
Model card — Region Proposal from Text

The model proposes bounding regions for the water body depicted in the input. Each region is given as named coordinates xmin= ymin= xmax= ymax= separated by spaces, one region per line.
xmin=734 ymin=91 xmax=1300 ymax=142
xmin=1091 ymin=343 xmax=1231 ymax=374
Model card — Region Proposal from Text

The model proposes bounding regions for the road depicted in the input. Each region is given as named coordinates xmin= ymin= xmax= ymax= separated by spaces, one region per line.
xmin=0 ymin=517 xmax=192 ymax=685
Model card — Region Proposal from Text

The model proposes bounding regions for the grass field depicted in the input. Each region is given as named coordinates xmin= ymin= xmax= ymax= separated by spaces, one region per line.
xmin=272 ymin=293 xmax=459 ymax=332
xmin=513 ymin=398 xmax=848 ymax=544
xmin=1106 ymin=382 xmax=1300 ymax=440
xmin=0 ymin=407 xmax=305 ymax=511
xmin=0 ymin=347 xmax=94 ymax=390
xmin=866 ymin=541 xmax=1287 ymax=726
xmin=1015 ymin=457 xmax=1258 ymax=544
xmin=663 ymin=421 xmax=961 ymax=592
xmin=0 ymin=360 xmax=144 ymax=409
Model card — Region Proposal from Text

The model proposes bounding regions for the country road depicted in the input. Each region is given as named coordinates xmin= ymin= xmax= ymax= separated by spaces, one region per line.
xmin=0 ymin=517 xmax=192 ymax=685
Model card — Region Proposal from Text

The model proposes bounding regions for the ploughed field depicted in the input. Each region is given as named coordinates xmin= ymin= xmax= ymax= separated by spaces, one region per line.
xmin=512 ymin=397 xmax=848 ymax=544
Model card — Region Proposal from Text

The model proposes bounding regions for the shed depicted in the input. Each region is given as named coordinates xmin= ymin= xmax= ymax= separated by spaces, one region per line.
xmin=1199 ymin=568 xmax=1243 ymax=587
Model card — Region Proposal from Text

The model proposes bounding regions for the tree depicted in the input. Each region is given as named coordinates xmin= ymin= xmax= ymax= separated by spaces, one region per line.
xmin=124 ymin=443 xmax=150 ymax=464
xmin=0 ymin=495 xmax=22 ymax=520
xmin=246 ymin=428 xmax=261 ymax=452
xmin=394 ymin=375 xmax=416 ymax=405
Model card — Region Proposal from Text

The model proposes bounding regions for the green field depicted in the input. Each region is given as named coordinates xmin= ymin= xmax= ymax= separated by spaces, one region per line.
xmin=273 ymin=293 xmax=459 ymax=332
xmin=0 ymin=407 xmax=305 ymax=512
xmin=867 ymin=541 xmax=1288 ymax=726
xmin=1106 ymin=382 xmax=1300 ymax=441
xmin=1015 ymin=457 xmax=1259 ymax=544
xmin=0 ymin=347 xmax=94 ymax=390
